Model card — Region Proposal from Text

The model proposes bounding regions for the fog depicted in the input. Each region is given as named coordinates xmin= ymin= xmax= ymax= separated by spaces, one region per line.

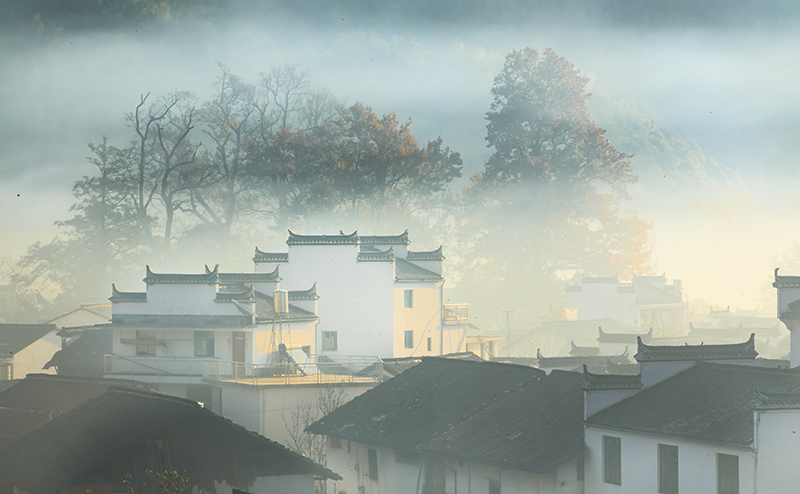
xmin=2 ymin=3 xmax=800 ymax=325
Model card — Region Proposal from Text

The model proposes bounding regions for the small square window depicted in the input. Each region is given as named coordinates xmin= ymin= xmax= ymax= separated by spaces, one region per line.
xmin=322 ymin=331 xmax=338 ymax=352
xmin=489 ymin=479 xmax=501 ymax=494
xmin=404 ymin=289 xmax=413 ymax=308
xmin=330 ymin=437 xmax=342 ymax=449
xmin=404 ymin=330 xmax=414 ymax=349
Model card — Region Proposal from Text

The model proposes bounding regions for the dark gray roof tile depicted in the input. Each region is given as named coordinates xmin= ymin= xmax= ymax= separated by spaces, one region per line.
xmin=395 ymin=259 xmax=443 ymax=283
xmin=407 ymin=246 xmax=445 ymax=261
xmin=143 ymin=265 xmax=218 ymax=285
xmin=635 ymin=334 xmax=757 ymax=362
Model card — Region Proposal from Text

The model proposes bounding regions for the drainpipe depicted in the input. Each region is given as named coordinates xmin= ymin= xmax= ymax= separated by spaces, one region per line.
xmin=439 ymin=284 xmax=444 ymax=356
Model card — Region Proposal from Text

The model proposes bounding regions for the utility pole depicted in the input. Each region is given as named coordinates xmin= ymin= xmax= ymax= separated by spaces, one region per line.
xmin=501 ymin=310 xmax=514 ymax=357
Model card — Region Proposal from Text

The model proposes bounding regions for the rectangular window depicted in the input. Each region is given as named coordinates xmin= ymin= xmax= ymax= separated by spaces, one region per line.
xmin=404 ymin=330 xmax=414 ymax=349
xmin=658 ymin=444 xmax=678 ymax=494
xmin=603 ymin=435 xmax=621 ymax=485
xmin=322 ymin=331 xmax=338 ymax=352
xmin=717 ymin=454 xmax=738 ymax=494
xmin=194 ymin=331 xmax=215 ymax=357
xmin=404 ymin=289 xmax=414 ymax=308
xmin=427 ymin=337 xmax=432 ymax=351
xmin=368 ymin=448 xmax=378 ymax=481
xmin=489 ymin=479 xmax=501 ymax=494
xmin=136 ymin=330 xmax=157 ymax=356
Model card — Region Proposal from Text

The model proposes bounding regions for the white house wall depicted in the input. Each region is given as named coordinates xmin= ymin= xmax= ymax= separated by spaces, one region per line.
xmin=584 ymin=427 xmax=754 ymax=494
xmin=754 ymin=408 xmax=800 ymax=493
xmin=565 ymin=283 xmax=638 ymax=328
xmin=326 ymin=441 xmax=580 ymax=494
xmin=13 ymin=330 xmax=60 ymax=377
xmin=220 ymin=384 xmax=373 ymax=446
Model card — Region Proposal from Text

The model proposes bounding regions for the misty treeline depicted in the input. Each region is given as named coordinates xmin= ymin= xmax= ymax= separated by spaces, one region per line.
xmin=1 ymin=49 xmax=653 ymax=329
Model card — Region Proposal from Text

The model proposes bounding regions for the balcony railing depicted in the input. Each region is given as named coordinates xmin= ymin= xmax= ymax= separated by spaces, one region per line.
xmin=104 ymin=355 xmax=206 ymax=378
xmin=203 ymin=355 xmax=383 ymax=386
xmin=104 ymin=354 xmax=383 ymax=386
xmin=443 ymin=303 xmax=468 ymax=322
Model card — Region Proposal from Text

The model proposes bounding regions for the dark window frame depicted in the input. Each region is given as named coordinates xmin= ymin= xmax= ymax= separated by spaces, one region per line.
xmin=404 ymin=330 xmax=414 ymax=349
xmin=322 ymin=331 xmax=338 ymax=352
xmin=404 ymin=289 xmax=414 ymax=308
xmin=194 ymin=331 xmax=215 ymax=357
xmin=368 ymin=448 xmax=378 ymax=481
xmin=603 ymin=435 xmax=622 ymax=486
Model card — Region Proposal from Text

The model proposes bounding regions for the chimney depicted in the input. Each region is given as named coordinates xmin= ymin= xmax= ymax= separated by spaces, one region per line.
xmin=274 ymin=289 xmax=289 ymax=314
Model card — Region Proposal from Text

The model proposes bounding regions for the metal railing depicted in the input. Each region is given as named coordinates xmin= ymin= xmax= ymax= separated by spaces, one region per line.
xmin=443 ymin=303 xmax=469 ymax=322
xmin=203 ymin=355 xmax=383 ymax=386
xmin=104 ymin=355 xmax=207 ymax=378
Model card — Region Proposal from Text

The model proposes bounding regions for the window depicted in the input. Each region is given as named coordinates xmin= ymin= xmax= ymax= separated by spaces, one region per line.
xmin=322 ymin=331 xmax=338 ymax=352
xmin=603 ymin=435 xmax=621 ymax=485
xmin=404 ymin=330 xmax=414 ymax=349
xmin=427 ymin=337 xmax=432 ymax=351
xmin=330 ymin=437 xmax=342 ymax=449
xmin=194 ymin=331 xmax=215 ymax=357
xmin=0 ymin=363 xmax=12 ymax=381
xmin=136 ymin=330 xmax=157 ymax=356
xmin=658 ymin=444 xmax=678 ymax=494
xmin=489 ymin=480 xmax=501 ymax=494
xmin=717 ymin=454 xmax=738 ymax=494
xmin=404 ymin=289 xmax=414 ymax=308
xmin=368 ymin=448 xmax=378 ymax=481
xmin=395 ymin=449 xmax=420 ymax=465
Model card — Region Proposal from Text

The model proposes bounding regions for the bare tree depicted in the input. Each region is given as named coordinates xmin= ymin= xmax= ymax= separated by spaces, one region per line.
xmin=282 ymin=387 xmax=349 ymax=494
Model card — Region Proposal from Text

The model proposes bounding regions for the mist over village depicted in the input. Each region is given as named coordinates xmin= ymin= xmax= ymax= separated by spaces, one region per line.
xmin=2 ymin=1 xmax=800 ymax=493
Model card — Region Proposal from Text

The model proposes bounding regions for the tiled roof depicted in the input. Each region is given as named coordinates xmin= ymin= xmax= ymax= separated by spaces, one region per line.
xmin=581 ymin=365 xmax=643 ymax=390
xmin=253 ymin=247 xmax=289 ymax=263
xmin=254 ymin=291 xmax=318 ymax=323
xmin=598 ymin=327 xmax=653 ymax=344
xmin=288 ymin=284 xmax=319 ymax=301
xmin=109 ymin=284 xmax=146 ymax=303
xmin=143 ymin=265 xmax=218 ymax=285
xmin=407 ymin=246 xmax=445 ymax=261
xmin=773 ymin=268 xmax=800 ymax=288
xmin=570 ymin=341 xmax=600 ymax=356
xmin=395 ymin=259 xmax=443 ymax=283
xmin=0 ymin=388 xmax=340 ymax=493
xmin=753 ymin=389 xmax=800 ymax=409
xmin=357 ymin=247 xmax=396 ymax=262
xmin=581 ymin=275 xmax=619 ymax=284
xmin=586 ymin=363 xmax=800 ymax=446
xmin=212 ymin=265 xmax=281 ymax=284
xmin=215 ymin=285 xmax=256 ymax=303
xmin=307 ymin=358 xmax=584 ymax=474
xmin=0 ymin=324 xmax=56 ymax=358
xmin=0 ymin=373 xmax=154 ymax=445
xmin=359 ymin=230 xmax=410 ymax=245
xmin=634 ymin=334 xmax=757 ymax=362
xmin=44 ymin=329 xmax=112 ymax=378
xmin=286 ymin=230 xmax=359 ymax=245
xmin=381 ymin=352 xmax=484 ymax=377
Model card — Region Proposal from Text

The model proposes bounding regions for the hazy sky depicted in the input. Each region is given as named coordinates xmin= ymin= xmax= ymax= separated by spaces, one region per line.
xmin=2 ymin=8 xmax=799 ymax=313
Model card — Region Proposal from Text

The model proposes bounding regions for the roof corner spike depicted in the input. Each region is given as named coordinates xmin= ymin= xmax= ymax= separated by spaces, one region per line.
xmin=775 ymin=267 xmax=780 ymax=282
xmin=637 ymin=336 xmax=646 ymax=354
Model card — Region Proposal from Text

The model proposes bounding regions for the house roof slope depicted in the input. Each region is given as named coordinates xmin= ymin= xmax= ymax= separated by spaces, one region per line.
xmin=0 ymin=324 xmax=56 ymax=358
xmin=395 ymin=259 xmax=443 ymax=283
xmin=307 ymin=358 xmax=583 ymax=473
xmin=417 ymin=370 xmax=585 ymax=474
xmin=586 ymin=363 xmax=800 ymax=447
xmin=43 ymin=329 xmax=112 ymax=376
xmin=254 ymin=291 xmax=318 ymax=323
xmin=381 ymin=352 xmax=484 ymax=377
xmin=0 ymin=388 xmax=339 ymax=494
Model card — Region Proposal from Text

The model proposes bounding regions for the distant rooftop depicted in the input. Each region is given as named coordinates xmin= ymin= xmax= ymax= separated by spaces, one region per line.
xmin=634 ymin=334 xmax=758 ymax=362
xmin=143 ymin=265 xmax=218 ymax=285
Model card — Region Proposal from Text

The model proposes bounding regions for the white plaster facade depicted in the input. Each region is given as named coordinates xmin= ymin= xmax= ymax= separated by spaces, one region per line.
xmin=326 ymin=440 xmax=583 ymax=494
xmin=583 ymin=428 xmax=753 ymax=494
xmin=9 ymin=329 xmax=61 ymax=378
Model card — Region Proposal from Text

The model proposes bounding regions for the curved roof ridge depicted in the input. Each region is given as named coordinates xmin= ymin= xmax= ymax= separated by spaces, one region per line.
xmin=581 ymin=365 xmax=643 ymax=390
xmin=288 ymin=283 xmax=319 ymax=300
xmin=635 ymin=333 xmax=757 ymax=362
xmin=144 ymin=265 xmax=219 ymax=285
xmin=357 ymin=246 xmax=396 ymax=262
xmin=407 ymin=245 xmax=445 ymax=261
xmin=253 ymin=247 xmax=289 ymax=263
xmin=109 ymin=284 xmax=146 ymax=303
xmin=358 ymin=229 xmax=410 ymax=245
xmin=287 ymin=230 xmax=359 ymax=245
